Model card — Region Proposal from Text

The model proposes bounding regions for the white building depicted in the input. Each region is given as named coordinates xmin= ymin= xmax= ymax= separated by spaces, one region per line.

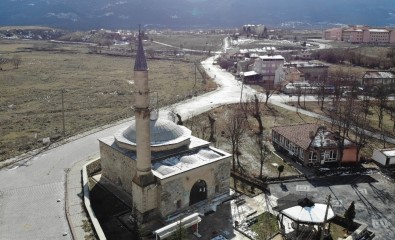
xmin=372 ymin=148 xmax=395 ymax=167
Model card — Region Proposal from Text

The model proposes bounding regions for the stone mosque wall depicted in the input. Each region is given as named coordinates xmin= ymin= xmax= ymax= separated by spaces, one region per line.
xmin=100 ymin=141 xmax=136 ymax=195
xmin=158 ymin=155 xmax=231 ymax=218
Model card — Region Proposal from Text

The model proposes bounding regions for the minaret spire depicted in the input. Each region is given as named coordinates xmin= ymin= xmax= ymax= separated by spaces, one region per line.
xmin=134 ymin=24 xmax=148 ymax=71
xmin=132 ymin=25 xmax=155 ymax=187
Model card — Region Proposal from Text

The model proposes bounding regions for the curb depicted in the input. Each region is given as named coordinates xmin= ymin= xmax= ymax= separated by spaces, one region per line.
xmin=82 ymin=159 xmax=107 ymax=240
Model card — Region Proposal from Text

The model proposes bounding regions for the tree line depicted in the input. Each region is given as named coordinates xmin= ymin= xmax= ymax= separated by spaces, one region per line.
xmin=312 ymin=47 xmax=395 ymax=69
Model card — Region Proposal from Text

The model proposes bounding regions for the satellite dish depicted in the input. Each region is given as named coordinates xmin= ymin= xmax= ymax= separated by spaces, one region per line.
xmin=150 ymin=109 xmax=158 ymax=121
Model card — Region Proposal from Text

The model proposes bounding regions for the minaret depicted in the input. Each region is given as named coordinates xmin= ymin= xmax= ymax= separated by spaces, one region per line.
xmin=132 ymin=27 xmax=155 ymax=186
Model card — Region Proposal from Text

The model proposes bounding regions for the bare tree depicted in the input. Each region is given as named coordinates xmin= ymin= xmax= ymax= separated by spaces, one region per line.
xmin=253 ymin=134 xmax=271 ymax=179
xmin=262 ymin=84 xmax=278 ymax=105
xmin=373 ymin=85 xmax=389 ymax=130
xmin=315 ymin=79 xmax=328 ymax=111
xmin=352 ymin=104 xmax=370 ymax=162
xmin=241 ymin=94 xmax=264 ymax=134
xmin=222 ymin=108 xmax=248 ymax=170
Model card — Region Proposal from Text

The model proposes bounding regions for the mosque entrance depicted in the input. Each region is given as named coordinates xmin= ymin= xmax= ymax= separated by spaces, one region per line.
xmin=189 ymin=180 xmax=207 ymax=205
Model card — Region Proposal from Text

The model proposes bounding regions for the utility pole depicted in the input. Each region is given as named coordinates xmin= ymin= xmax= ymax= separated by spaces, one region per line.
xmin=239 ymin=74 xmax=244 ymax=104
xmin=194 ymin=62 xmax=197 ymax=88
xmin=61 ymin=89 xmax=65 ymax=137
xmin=320 ymin=194 xmax=332 ymax=240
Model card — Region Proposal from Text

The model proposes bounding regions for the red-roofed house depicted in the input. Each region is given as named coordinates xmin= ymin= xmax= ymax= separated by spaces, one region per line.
xmin=272 ymin=123 xmax=358 ymax=166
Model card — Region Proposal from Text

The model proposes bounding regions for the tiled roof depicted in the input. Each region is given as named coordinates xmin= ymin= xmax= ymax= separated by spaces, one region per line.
xmin=272 ymin=123 xmax=320 ymax=150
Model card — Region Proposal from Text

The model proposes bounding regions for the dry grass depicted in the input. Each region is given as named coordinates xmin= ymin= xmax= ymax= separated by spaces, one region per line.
xmin=0 ymin=39 xmax=214 ymax=161
xmin=149 ymin=33 xmax=224 ymax=51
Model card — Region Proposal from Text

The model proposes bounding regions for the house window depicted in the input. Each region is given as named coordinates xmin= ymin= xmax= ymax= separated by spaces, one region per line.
xmin=309 ymin=151 xmax=317 ymax=163
xmin=327 ymin=150 xmax=337 ymax=161
xmin=298 ymin=148 xmax=304 ymax=158
xmin=321 ymin=150 xmax=337 ymax=162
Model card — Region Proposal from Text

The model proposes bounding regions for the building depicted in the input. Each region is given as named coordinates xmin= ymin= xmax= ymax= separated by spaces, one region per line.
xmin=372 ymin=148 xmax=395 ymax=167
xmin=291 ymin=61 xmax=329 ymax=83
xmin=342 ymin=28 xmax=364 ymax=43
xmin=324 ymin=28 xmax=343 ymax=41
xmin=252 ymin=55 xmax=285 ymax=87
xmin=99 ymin=30 xmax=231 ymax=222
xmin=361 ymin=71 xmax=395 ymax=90
xmin=272 ymin=124 xmax=358 ymax=166
xmin=323 ymin=26 xmax=395 ymax=44
xmin=274 ymin=65 xmax=305 ymax=87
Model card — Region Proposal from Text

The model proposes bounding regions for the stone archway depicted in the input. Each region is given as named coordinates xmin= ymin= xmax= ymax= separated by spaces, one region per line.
xmin=189 ymin=180 xmax=207 ymax=206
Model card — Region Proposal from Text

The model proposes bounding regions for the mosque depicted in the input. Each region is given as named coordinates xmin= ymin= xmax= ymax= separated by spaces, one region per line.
xmin=98 ymin=30 xmax=231 ymax=223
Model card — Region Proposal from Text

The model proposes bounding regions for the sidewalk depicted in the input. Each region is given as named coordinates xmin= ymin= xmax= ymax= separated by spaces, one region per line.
xmin=65 ymin=158 xmax=96 ymax=240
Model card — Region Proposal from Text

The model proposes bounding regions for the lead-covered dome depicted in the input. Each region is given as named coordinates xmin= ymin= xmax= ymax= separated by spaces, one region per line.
xmin=114 ymin=118 xmax=191 ymax=152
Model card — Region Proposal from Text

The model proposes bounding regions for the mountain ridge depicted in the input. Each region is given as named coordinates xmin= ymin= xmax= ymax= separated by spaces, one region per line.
xmin=1 ymin=0 xmax=394 ymax=30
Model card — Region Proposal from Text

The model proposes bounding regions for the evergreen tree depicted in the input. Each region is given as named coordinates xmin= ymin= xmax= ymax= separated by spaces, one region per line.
xmin=277 ymin=165 xmax=284 ymax=179
xmin=344 ymin=201 xmax=356 ymax=232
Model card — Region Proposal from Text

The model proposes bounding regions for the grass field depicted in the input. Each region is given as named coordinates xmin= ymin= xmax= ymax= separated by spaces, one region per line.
xmin=0 ymin=39 xmax=214 ymax=161
xmin=149 ymin=33 xmax=225 ymax=52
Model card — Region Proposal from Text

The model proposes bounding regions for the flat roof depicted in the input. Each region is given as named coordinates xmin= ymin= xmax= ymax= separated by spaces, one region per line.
xmin=259 ymin=55 xmax=284 ymax=60
xmin=152 ymin=146 xmax=230 ymax=179
xmin=241 ymin=71 xmax=259 ymax=77
xmin=382 ymin=149 xmax=395 ymax=157
xmin=370 ymin=29 xmax=389 ymax=33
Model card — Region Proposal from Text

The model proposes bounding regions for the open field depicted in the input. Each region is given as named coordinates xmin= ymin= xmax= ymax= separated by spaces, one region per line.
xmin=149 ymin=33 xmax=225 ymax=52
xmin=0 ymin=39 xmax=215 ymax=161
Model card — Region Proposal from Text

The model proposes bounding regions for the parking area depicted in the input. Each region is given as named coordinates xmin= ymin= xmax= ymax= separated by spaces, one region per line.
xmin=268 ymin=173 xmax=395 ymax=240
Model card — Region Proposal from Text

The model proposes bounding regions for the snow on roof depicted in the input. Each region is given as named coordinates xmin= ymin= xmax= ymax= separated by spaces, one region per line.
xmin=363 ymin=71 xmax=395 ymax=79
xmin=152 ymin=147 xmax=229 ymax=179
xmin=293 ymin=61 xmax=328 ymax=68
xmin=259 ymin=55 xmax=284 ymax=60
xmin=382 ymin=149 xmax=395 ymax=157
xmin=369 ymin=29 xmax=389 ymax=33
xmin=241 ymin=71 xmax=259 ymax=77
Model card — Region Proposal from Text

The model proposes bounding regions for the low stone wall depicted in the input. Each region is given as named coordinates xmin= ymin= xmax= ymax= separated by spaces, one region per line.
xmin=83 ymin=159 xmax=107 ymax=240
xmin=86 ymin=159 xmax=101 ymax=177
xmin=332 ymin=215 xmax=374 ymax=240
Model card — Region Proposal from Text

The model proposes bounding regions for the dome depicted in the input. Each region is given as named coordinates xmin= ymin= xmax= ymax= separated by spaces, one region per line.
xmin=114 ymin=118 xmax=191 ymax=152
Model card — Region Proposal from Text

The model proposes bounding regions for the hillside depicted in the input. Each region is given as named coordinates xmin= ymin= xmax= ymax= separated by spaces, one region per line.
xmin=0 ymin=0 xmax=394 ymax=30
